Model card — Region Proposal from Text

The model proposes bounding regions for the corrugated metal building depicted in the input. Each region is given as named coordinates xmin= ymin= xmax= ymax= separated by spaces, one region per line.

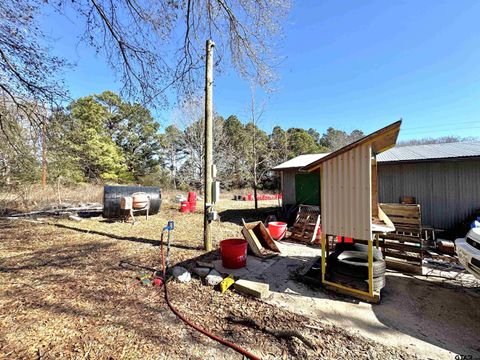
xmin=376 ymin=141 xmax=480 ymax=230
xmin=273 ymin=141 xmax=480 ymax=230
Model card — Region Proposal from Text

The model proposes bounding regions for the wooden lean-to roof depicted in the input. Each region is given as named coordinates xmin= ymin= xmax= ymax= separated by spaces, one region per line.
xmin=302 ymin=120 xmax=402 ymax=172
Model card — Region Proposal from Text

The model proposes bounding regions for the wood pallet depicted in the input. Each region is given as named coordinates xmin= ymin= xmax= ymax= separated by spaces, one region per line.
xmin=289 ymin=205 xmax=321 ymax=244
xmin=378 ymin=203 xmax=425 ymax=272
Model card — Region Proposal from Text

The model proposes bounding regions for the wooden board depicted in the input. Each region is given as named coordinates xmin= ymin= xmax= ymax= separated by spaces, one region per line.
xmin=386 ymin=259 xmax=423 ymax=275
xmin=324 ymin=283 xmax=381 ymax=304
xmin=241 ymin=227 xmax=263 ymax=257
xmin=387 ymin=216 xmax=421 ymax=225
xmin=379 ymin=233 xmax=423 ymax=243
xmin=355 ymin=239 xmax=422 ymax=253
xmin=241 ymin=220 xmax=280 ymax=258
xmin=384 ymin=251 xmax=422 ymax=264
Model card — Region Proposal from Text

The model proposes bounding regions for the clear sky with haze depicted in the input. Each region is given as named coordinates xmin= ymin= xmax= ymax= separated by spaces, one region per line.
xmin=40 ymin=0 xmax=480 ymax=141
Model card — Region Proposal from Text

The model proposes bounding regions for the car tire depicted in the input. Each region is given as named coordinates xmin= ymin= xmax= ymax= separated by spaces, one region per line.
xmin=329 ymin=269 xmax=386 ymax=291
xmin=328 ymin=249 xmax=386 ymax=279
xmin=335 ymin=243 xmax=384 ymax=259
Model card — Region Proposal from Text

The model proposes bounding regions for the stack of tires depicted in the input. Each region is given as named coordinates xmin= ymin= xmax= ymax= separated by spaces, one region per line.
xmin=327 ymin=243 xmax=386 ymax=292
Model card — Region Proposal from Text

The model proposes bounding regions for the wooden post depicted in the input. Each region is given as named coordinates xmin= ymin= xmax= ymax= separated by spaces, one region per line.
xmin=371 ymin=158 xmax=378 ymax=218
xmin=368 ymin=239 xmax=374 ymax=297
xmin=321 ymin=233 xmax=327 ymax=283
xmin=204 ymin=39 xmax=215 ymax=251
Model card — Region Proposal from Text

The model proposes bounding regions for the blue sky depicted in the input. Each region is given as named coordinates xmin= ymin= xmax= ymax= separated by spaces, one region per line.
xmin=40 ymin=0 xmax=480 ymax=141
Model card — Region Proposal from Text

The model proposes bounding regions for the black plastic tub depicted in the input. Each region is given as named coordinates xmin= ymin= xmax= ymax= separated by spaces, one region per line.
xmin=103 ymin=185 xmax=162 ymax=219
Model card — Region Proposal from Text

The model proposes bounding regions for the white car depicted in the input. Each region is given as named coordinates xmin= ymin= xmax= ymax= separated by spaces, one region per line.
xmin=456 ymin=227 xmax=480 ymax=279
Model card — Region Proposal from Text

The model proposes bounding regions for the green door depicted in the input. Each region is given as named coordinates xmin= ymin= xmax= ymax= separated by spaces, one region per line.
xmin=295 ymin=173 xmax=320 ymax=206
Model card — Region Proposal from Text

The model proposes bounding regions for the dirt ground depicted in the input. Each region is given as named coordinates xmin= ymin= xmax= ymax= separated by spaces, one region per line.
xmin=0 ymin=195 xmax=470 ymax=359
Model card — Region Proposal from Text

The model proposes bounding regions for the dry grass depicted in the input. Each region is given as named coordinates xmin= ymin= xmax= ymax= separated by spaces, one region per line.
xmin=0 ymin=183 xmax=103 ymax=214
xmin=0 ymin=194 xmax=419 ymax=359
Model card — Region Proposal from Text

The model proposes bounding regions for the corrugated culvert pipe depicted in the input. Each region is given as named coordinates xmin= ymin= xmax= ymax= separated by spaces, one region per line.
xmin=103 ymin=185 xmax=162 ymax=218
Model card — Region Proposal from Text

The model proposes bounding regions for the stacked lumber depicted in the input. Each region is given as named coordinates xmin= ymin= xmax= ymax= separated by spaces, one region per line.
xmin=289 ymin=205 xmax=321 ymax=244
xmin=378 ymin=203 xmax=425 ymax=274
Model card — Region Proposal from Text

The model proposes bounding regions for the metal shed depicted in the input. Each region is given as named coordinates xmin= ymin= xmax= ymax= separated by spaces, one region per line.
xmin=273 ymin=140 xmax=480 ymax=231
xmin=377 ymin=141 xmax=480 ymax=229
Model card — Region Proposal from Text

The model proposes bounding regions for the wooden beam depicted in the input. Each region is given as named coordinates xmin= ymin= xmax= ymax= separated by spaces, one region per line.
xmin=303 ymin=120 xmax=402 ymax=172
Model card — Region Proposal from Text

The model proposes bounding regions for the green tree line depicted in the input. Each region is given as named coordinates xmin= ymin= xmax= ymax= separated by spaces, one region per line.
xmin=0 ymin=91 xmax=365 ymax=190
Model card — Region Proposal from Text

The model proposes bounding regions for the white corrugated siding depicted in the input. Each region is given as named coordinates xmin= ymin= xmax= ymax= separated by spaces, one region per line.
xmin=321 ymin=144 xmax=372 ymax=240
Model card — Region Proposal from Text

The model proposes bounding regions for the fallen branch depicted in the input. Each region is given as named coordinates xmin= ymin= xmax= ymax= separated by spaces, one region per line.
xmin=225 ymin=315 xmax=317 ymax=350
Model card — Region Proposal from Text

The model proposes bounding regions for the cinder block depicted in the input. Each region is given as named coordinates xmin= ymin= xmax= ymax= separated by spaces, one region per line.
xmin=234 ymin=279 xmax=270 ymax=299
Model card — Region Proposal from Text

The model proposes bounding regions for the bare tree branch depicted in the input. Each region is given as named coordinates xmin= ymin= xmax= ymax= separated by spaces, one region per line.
xmin=0 ymin=0 xmax=290 ymax=150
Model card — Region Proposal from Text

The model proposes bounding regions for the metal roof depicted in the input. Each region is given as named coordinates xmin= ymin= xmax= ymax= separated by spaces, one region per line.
xmin=272 ymin=153 xmax=330 ymax=170
xmin=273 ymin=141 xmax=480 ymax=170
xmin=377 ymin=141 xmax=480 ymax=163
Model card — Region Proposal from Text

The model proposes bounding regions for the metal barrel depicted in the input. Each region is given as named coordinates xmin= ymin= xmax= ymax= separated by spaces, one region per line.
xmin=103 ymin=185 xmax=162 ymax=218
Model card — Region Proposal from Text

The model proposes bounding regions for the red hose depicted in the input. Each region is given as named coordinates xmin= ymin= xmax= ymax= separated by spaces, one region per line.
xmin=160 ymin=231 xmax=261 ymax=360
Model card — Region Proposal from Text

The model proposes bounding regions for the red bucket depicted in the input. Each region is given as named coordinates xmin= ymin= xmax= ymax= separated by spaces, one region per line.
xmin=268 ymin=221 xmax=287 ymax=240
xmin=220 ymin=239 xmax=247 ymax=269
xmin=188 ymin=191 xmax=196 ymax=205
xmin=180 ymin=201 xmax=190 ymax=213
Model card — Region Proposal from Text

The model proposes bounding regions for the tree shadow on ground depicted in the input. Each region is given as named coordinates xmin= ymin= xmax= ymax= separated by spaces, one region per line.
xmin=51 ymin=222 xmax=203 ymax=251
xmin=218 ymin=207 xmax=281 ymax=226
xmin=0 ymin=242 xmax=115 ymax=273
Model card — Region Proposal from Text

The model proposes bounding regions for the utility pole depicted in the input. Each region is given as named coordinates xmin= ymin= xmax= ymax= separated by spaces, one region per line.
xmin=204 ymin=39 xmax=215 ymax=251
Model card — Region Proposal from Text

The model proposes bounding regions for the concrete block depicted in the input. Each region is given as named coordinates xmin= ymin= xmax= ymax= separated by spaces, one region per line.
xmin=234 ymin=279 xmax=270 ymax=299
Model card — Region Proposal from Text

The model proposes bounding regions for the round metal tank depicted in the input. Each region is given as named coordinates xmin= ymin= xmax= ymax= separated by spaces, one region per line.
xmin=103 ymin=185 xmax=162 ymax=218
